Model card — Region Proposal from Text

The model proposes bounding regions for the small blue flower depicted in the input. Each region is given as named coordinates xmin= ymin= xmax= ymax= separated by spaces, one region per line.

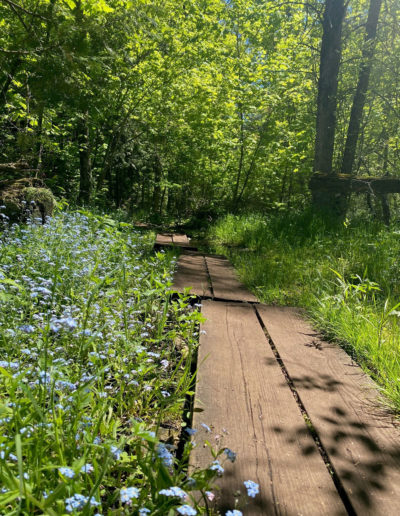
xmin=209 ymin=460 xmax=224 ymax=475
xmin=185 ymin=428 xmax=197 ymax=436
xmin=139 ymin=509 xmax=151 ymax=515
xmin=19 ymin=324 xmax=35 ymax=334
xmin=59 ymin=467 xmax=75 ymax=479
xmin=65 ymin=494 xmax=86 ymax=512
xmin=65 ymin=494 xmax=100 ymax=512
xmin=159 ymin=486 xmax=187 ymax=499
xmin=244 ymin=480 xmax=259 ymax=498
xmin=200 ymin=422 xmax=211 ymax=433
xmin=224 ymin=448 xmax=237 ymax=463
xmin=120 ymin=486 xmax=140 ymax=504
xmin=205 ymin=491 xmax=215 ymax=501
xmin=226 ymin=511 xmax=243 ymax=516
xmin=157 ymin=443 xmax=174 ymax=467
xmin=58 ymin=316 xmax=78 ymax=331
xmin=80 ymin=463 xmax=94 ymax=474
xmin=177 ymin=505 xmax=197 ymax=515
xmin=111 ymin=445 xmax=122 ymax=460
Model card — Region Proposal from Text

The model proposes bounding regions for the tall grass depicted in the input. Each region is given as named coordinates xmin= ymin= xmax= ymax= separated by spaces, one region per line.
xmin=208 ymin=212 xmax=400 ymax=413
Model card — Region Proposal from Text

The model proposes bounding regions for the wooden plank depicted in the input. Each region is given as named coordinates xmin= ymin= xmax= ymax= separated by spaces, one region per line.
xmin=172 ymin=254 xmax=212 ymax=297
xmin=155 ymin=233 xmax=173 ymax=245
xmin=155 ymin=233 xmax=197 ymax=251
xmin=205 ymin=255 xmax=258 ymax=302
xmin=172 ymin=234 xmax=191 ymax=245
xmin=257 ymin=305 xmax=400 ymax=516
xmin=191 ymin=301 xmax=345 ymax=515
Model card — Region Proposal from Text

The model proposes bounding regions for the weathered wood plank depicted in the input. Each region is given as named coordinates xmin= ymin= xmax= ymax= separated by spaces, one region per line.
xmin=155 ymin=233 xmax=197 ymax=250
xmin=192 ymin=301 xmax=345 ymax=515
xmin=172 ymin=234 xmax=191 ymax=245
xmin=155 ymin=233 xmax=173 ymax=245
xmin=205 ymin=256 xmax=258 ymax=303
xmin=172 ymin=254 xmax=212 ymax=297
xmin=257 ymin=305 xmax=400 ymax=516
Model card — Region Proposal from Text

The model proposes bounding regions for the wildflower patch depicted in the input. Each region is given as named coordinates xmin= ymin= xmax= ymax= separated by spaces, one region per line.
xmin=0 ymin=210 xmax=224 ymax=514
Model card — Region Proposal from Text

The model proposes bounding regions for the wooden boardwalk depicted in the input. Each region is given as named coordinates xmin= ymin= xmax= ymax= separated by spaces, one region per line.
xmin=156 ymin=234 xmax=400 ymax=515
xmin=155 ymin=233 xmax=196 ymax=250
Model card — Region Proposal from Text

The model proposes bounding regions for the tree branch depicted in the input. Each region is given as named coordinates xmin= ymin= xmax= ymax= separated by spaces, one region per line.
xmin=0 ymin=0 xmax=48 ymax=19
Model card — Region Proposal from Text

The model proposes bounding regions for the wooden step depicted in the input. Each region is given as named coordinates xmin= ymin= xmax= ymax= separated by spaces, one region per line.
xmin=155 ymin=233 xmax=198 ymax=251
xmin=155 ymin=233 xmax=173 ymax=245
xmin=205 ymin=255 xmax=258 ymax=302
xmin=172 ymin=234 xmax=191 ymax=245
xmin=191 ymin=301 xmax=346 ymax=515
xmin=257 ymin=305 xmax=400 ymax=516
xmin=172 ymin=254 xmax=212 ymax=297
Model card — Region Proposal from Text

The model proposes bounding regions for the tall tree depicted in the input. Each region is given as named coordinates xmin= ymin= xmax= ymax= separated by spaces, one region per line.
xmin=313 ymin=0 xmax=347 ymax=175
xmin=341 ymin=0 xmax=383 ymax=175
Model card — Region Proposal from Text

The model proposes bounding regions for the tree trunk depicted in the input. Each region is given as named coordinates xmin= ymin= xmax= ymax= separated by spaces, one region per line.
xmin=152 ymin=153 xmax=163 ymax=215
xmin=311 ymin=0 xmax=347 ymax=216
xmin=97 ymin=131 xmax=119 ymax=192
xmin=379 ymin=139 xmax=390 ymax=225
xmin=341 ymin=0 xmax=382 ymax=175
xmin=379 ymin=194 xmax=390 ymax=226
xmin=232 ymin=109 xmax=245 ymax=205
xmin=34 ymin=103 xmax=45 ymax=171
xmin=114 ymin=167 xmax=122 ymax=207
xmin=0 ymin=58 xmax=22 ymax=111
xmin=77 ymin=114 xmax=92 ymax=205
xmin=314 ymin=0 xmax=346 ymax=175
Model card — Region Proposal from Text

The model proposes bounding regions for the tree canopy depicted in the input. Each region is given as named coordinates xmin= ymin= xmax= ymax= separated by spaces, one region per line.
xmin=1 ymin=0 xmax=400 ymax=220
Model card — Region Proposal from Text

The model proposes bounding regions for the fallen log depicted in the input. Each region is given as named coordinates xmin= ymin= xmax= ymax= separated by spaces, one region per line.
xmin=0 ymin=160 xmax=39 ymax=179
xmin=310 ymin=173 xmax=400 ymax=195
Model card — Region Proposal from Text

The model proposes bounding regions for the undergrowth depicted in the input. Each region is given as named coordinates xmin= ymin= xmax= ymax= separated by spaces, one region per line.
xmin=0 ymin=209 xmax=246 ymax=515
xmin=208 ymin=212 xmax=400 ymax=414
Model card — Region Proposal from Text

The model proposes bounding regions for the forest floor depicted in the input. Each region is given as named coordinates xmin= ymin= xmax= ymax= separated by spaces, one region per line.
xmin=160 ymin=232 xmax=400 ymax=515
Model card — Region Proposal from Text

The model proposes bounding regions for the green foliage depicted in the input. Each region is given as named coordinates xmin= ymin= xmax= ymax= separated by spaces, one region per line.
xmin=0 ymin=210 xmax=238 ymax=514
xmin=22 ymin=186 xmax=55 ymax=213
xmin=0 ymin=1 xmax=400 ymax=217
xmin=208 ymin=212 xmax=400 ymax=413
xmin=0 ymin=0 xmax=321 ymax=216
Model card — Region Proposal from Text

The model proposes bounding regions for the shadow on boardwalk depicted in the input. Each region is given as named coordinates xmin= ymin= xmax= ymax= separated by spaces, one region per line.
xmin=271 ymin=392 xmax=400 ymax=513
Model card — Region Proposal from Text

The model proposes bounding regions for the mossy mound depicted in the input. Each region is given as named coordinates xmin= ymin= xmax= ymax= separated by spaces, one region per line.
xmin=0 ymin=178 xmax=55 ymax=224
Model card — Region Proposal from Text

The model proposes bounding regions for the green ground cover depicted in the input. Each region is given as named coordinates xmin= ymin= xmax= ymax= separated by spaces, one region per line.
xmin=0 ymin=210 xmax=243 ymax=515
xmin=208 ymin=212 xmax=400 ymax=415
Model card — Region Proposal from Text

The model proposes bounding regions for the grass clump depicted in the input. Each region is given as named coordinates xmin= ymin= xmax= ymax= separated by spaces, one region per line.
xmin=0 ymin=210 xmax=230 ymax=515
xmin=208 ymin=212 xmax=400 ymax=414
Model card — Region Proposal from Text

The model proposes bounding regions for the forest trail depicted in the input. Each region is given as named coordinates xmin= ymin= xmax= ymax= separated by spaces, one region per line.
xmin=157 ymin=234 xmax=400 ymax=516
